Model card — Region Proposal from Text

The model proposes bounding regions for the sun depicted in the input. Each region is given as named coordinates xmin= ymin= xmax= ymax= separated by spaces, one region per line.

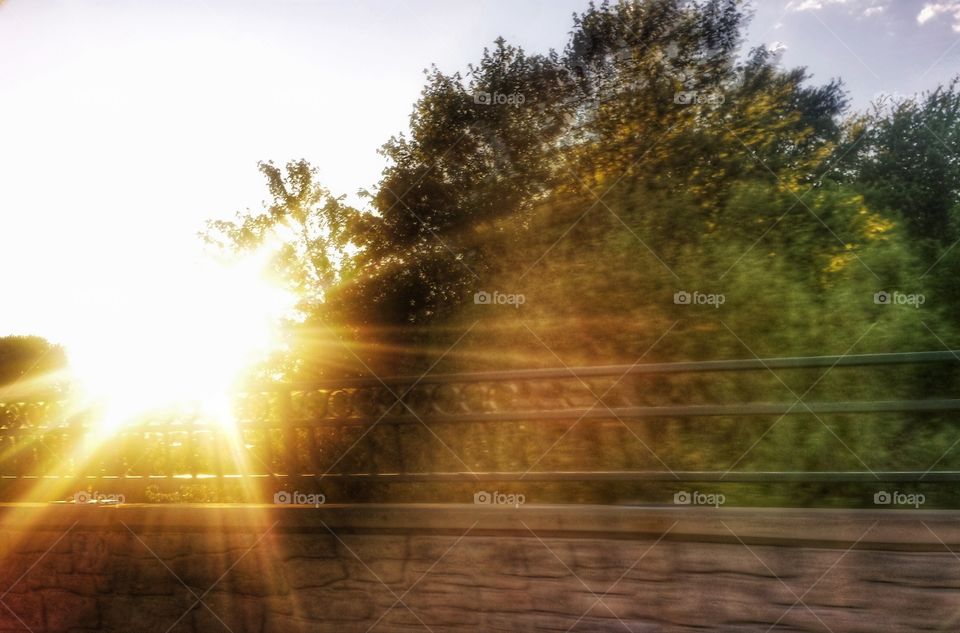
xmin=64 ymin=245 xmax=296 ymax=435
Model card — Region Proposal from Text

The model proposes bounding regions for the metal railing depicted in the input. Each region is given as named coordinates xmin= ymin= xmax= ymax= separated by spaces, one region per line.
xmin=0 ymin=350 xmax=958 ymax=501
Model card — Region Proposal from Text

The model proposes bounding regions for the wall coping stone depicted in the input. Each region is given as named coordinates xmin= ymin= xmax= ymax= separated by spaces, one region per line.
xmin=1 ymin=503 xmax=958 ymax=550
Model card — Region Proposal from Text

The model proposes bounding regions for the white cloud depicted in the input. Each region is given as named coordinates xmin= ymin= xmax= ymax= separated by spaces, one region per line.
xmin=918 ymin=2 xmax=960 ymax=32
xmin=769 ymin=40 xmax=789 ymax=55
xmin=786 ymin=0 xmax=839 ymax=10
xmin=786 ymin=0 xmax=889 ymax=18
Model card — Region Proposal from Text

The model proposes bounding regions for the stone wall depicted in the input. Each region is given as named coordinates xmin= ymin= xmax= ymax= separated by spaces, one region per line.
xmin=1 ymin=504 xmax=958 ymax=632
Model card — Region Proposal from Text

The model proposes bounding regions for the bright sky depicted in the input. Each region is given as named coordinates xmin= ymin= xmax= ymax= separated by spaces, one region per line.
xmin=1 ymin=0 xmax=959 ymax=350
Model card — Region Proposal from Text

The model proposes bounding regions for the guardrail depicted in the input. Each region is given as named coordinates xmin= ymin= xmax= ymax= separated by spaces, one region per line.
xmin=0 ymin=351 xmax=958 ymax=501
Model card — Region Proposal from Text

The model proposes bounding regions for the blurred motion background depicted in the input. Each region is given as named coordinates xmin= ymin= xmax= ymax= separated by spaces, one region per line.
xmin=1 ymin=0 xmax=960 ymax=507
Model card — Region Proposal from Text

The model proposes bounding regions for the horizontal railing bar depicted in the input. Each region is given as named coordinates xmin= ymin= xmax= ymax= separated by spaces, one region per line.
xmin=2 ymin=399 xmax=959 ymax=433
xmin=1 ymin=471 xmax=959 ymax=483
xmin=259 ymin=350 xmax=960 ymax=391
xmin=270 ymin=398 xmax=960 ymax=426
xmin=3 ymin=352 xmax=957 ymax=405
xmin=303 ymin=471 xmax=960 ymax=483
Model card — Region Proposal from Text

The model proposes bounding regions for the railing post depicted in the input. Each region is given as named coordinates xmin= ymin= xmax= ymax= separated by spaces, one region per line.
xmin=278 ymin=389 xmax=298 ymax=478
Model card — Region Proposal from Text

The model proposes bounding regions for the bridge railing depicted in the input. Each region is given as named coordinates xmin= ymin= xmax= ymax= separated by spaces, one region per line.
xmin=0 ymin=350 xmax=958 ymax=502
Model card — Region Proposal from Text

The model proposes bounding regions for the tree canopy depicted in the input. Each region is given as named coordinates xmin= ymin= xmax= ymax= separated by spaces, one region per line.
xmin=0 ymin=335 xmax=68 ymax=395
xmin=207 ymin=0 xmax=958 ymax=371
xmin=198 ymin=0 xmax=960 ymax=500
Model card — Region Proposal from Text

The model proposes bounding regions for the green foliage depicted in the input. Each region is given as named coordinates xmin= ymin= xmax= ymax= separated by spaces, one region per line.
xmin=206 ymin=0 xmax=960 ymax=505
xmin=347 ymin=38 xmax=570 ymax=333
xmin=203 ymin=159 xmax=357 ymax=312
xmin=839 ymin=80 xmax=960 ymax=316
xmin=0 ymin=335 xmax=68 ymax=393
xmin=845 ymin=79 xmax=960 ymax=242
xmin=202 ymin=160 xmax=371 ymax=380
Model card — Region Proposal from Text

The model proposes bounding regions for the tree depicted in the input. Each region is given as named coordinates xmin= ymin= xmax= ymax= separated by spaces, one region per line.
xmin=0 ymin=335 xmax=68 ymax=398
xmin=202 ymin=159 xmax=363 ymax=379
xmin=348 ymin=0 xmax=957 ymax=494
xmin=840 ymin=80 xmax=960 ymax=316
xmin=203 ymin=0 xmax=960 ymax=503
xmin=346 ymin=38 xmax=570 ymax=340
xmin=345 ymin=0 xmax=853 ymax=344
xmin=844 ymin=80 xmax=960 ymax=243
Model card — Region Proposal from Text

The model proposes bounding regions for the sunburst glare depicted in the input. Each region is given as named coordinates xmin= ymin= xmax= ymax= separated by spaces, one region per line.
xmin=65 ymin=244 xmax=297 ymax=436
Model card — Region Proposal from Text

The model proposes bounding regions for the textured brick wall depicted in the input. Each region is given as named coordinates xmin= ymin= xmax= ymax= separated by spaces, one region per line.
xmin=1 ymin=504 xmax=958 ymax=632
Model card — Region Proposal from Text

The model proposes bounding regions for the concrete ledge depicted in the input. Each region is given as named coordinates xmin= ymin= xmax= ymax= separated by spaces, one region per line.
xmin=1 ymin=503 xmax=958 ymax=549
xmin=2 ymin=503 xmax=959 ymax=631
